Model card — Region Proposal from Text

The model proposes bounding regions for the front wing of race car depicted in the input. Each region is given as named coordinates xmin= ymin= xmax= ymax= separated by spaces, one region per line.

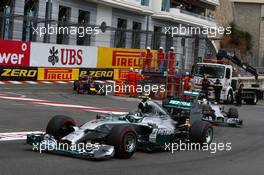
xmin=26 ymin=133 xmax=114 ymax=160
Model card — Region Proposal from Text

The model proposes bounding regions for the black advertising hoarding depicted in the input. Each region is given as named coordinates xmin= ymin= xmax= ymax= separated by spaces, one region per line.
xmin=79 ymin=68 xmax=114 ymax=80
xmin=0 ymin=67 xmax=38 ymax=81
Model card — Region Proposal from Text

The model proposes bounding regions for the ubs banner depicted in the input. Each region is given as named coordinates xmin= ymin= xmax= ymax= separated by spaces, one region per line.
xmin=0 ymin=67 xmax=38 ymax=81
xmin=30 ymin=43 xmax=98 ymax=68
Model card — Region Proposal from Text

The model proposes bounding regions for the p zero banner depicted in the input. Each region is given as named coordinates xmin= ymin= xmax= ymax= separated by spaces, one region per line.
xmin=37 ymin=68 xmax=79 ymax=81
xmin=0 ymin=40 xmax=30 ymax=67
xmin=30 ymin=43 xmax=98 ymax=68
xmin=0 ymin=67 xmax=38 ymax=81
xmin=79 ymin=68 xmax=114 ymax=80
xmin=97 ymin=48 xmax=146 ymax=69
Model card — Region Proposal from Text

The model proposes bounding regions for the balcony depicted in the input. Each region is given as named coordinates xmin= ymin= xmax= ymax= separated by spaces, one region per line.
xmin=90 ymin=0 xmax=153 ymax=15
xmin=152 ymin=7 xmax=217 ymax=28
xmin=200 ymin=0 xmax=220 ymax=6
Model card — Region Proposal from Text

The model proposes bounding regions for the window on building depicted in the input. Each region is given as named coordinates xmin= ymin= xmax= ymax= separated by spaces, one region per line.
xmin=165 ymin=29 xmax=173 ymax=51
xmin=141 ymin=0 xmax=149 ymax=6
xmin=161 ymin=0 xmax=170 ymax=12
xmin=77 ymin=10 xmax=90 ymax=46
xmin=114 ymin=18 xmax=127 ymax=48
xmin=44 ymin=0 xmax=52 ymax=43
xmin=152 ymin=26 xmax=162 ymax=50
xmin=131 ymin=22 xmax=141 ymax=49
xmin=22 ymin=0 xmax=39 ymax=41
xmin=0 ymin=0 xmax=14 ymax=40
xmin=57 ymin=6 xmax=71 ymax=44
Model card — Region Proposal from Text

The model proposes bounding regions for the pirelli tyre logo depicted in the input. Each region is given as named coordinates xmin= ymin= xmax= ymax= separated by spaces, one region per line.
xmin=0 ymin=67 xmax=38 ymax=81
xmin=79 ymin=68 xmax=114 ymax=80
xmin=38 ymin=68 xmax=79 ymax=81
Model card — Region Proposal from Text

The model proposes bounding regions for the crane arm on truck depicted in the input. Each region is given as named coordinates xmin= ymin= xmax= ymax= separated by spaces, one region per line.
xmin=216 ymin=50 xmax=258 ymax=80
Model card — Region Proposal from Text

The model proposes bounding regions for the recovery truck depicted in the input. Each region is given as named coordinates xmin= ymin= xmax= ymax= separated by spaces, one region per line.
xmin=191 ymin=50 xmax=262 ymax=105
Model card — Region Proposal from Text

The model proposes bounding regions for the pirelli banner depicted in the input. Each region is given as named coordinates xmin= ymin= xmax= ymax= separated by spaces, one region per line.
xmin=0 ymin=67 xmax=38 ymax=81
xmin=37 ymin=68 xmax=79 ymax=81
xmin=97 ymin=48 xmax=144 ymax=69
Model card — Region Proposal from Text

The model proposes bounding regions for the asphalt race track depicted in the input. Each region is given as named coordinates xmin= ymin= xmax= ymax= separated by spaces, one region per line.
xmin=0 ymin=83 xmax=264 ymax=175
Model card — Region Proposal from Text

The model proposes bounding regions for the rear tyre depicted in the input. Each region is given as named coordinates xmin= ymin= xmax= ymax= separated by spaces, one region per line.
xmin=228 ymin=107 xmax=238 ymax=118
xmin=107 ymin=125 xmax=137 ymax=159
xmin=46 ymin=115 xmax=76 ymax=140
xmin=190 ymin=121 xmax=213 ymax=145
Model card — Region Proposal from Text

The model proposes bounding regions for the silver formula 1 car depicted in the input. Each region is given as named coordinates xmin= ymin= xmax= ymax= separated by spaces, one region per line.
xmin=180 ymin=91 xmax=243 ymax=127
xmin=27 ymin=100 xmax=213 ymax=160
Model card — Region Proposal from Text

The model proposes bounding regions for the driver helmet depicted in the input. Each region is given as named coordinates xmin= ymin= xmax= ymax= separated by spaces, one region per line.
xmin=202 ymin=98 xmax=208 ymax=104
xmin=138 ymin=101 xmax=149 ymax=113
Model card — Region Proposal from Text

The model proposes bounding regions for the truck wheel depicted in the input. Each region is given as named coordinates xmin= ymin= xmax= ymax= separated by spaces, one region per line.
xmin=228 ymin=107 xmax=238 ymax=118
xmin=46 ymin=115 xmax=76 ymax=140
xmin=107 ymin=125 xmax=137 ymax=159
xmin=225 ymin=91 xmax=233 ymax=104
xmin=190 ymin=121 xmax=213 ymax=145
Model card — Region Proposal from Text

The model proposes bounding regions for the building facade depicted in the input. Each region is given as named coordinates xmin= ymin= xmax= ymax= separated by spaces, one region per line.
xmin=231 ymin=0 xmax=264 ymax=67
xmin=0 ymin=0 xmax=220 ymax=69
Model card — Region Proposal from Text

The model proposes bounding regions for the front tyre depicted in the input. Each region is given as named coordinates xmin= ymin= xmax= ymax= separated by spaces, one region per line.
xmin=190 ymin=121 xmax=213 ymax=145
xmin=228 ymin=107 xmax=238 ymax=118
xmin=107 ymin=125 xmax=137 ymax=159
xmin=46 ymin=115 xmax=76 ymax=140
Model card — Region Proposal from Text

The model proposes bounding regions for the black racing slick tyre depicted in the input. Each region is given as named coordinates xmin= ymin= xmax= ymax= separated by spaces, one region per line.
xmin=190 ymin=121 xmax=213 ymax=145
xmin=107 ymin=125 xmax=137 ymax=159
xmin=46 ymin=115 xmax=76 ymax=140
xmin=228 ymin=107 xmax=239 ymax=118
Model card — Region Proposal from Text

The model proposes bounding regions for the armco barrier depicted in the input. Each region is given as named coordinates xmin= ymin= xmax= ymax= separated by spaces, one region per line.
xmin=0 ymin=67 xmax=115 ymax=81
xmin=0 ymin=66 xmax=38 ymax=81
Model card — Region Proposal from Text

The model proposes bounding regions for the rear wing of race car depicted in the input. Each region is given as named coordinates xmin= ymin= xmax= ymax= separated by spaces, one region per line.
xmin=162 ymin=98 xmax=192 ymax=111
xmin=183 ymin=91 xmax=199 ymax=97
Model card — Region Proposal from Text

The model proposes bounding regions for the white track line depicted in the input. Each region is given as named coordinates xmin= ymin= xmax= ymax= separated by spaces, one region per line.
xmin=24 ymin=81 xmax=38 ymax=84
xmin=0 ymin=81 xmax=6 ymax=84
xmin=41 ymin=81 xmax=53 ymax=84
xmin=106 ymin=80 xmax=115 ymax=84
xmin=56 ymin=81 xmax=68 ymax=84
xmin=0 ymin=131 xmax=43 ymax=141
xmin=0 ymin=94 xmax=126 ymax=115
xmin=8 ymin=81 xmax=23 ymax=84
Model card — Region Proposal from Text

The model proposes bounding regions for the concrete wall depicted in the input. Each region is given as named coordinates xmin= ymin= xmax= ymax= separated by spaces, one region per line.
xmin=233 ymin=2 xmax=261 ymax=66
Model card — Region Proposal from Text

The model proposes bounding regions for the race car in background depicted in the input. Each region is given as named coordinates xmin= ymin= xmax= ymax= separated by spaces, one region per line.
xmin=73 ymin=74 xmax=105 ymax=95
xmin=27 ymin=100 xmax=213 ymax=160
xmin=163 ymin=91 xmax=243 ymax=127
